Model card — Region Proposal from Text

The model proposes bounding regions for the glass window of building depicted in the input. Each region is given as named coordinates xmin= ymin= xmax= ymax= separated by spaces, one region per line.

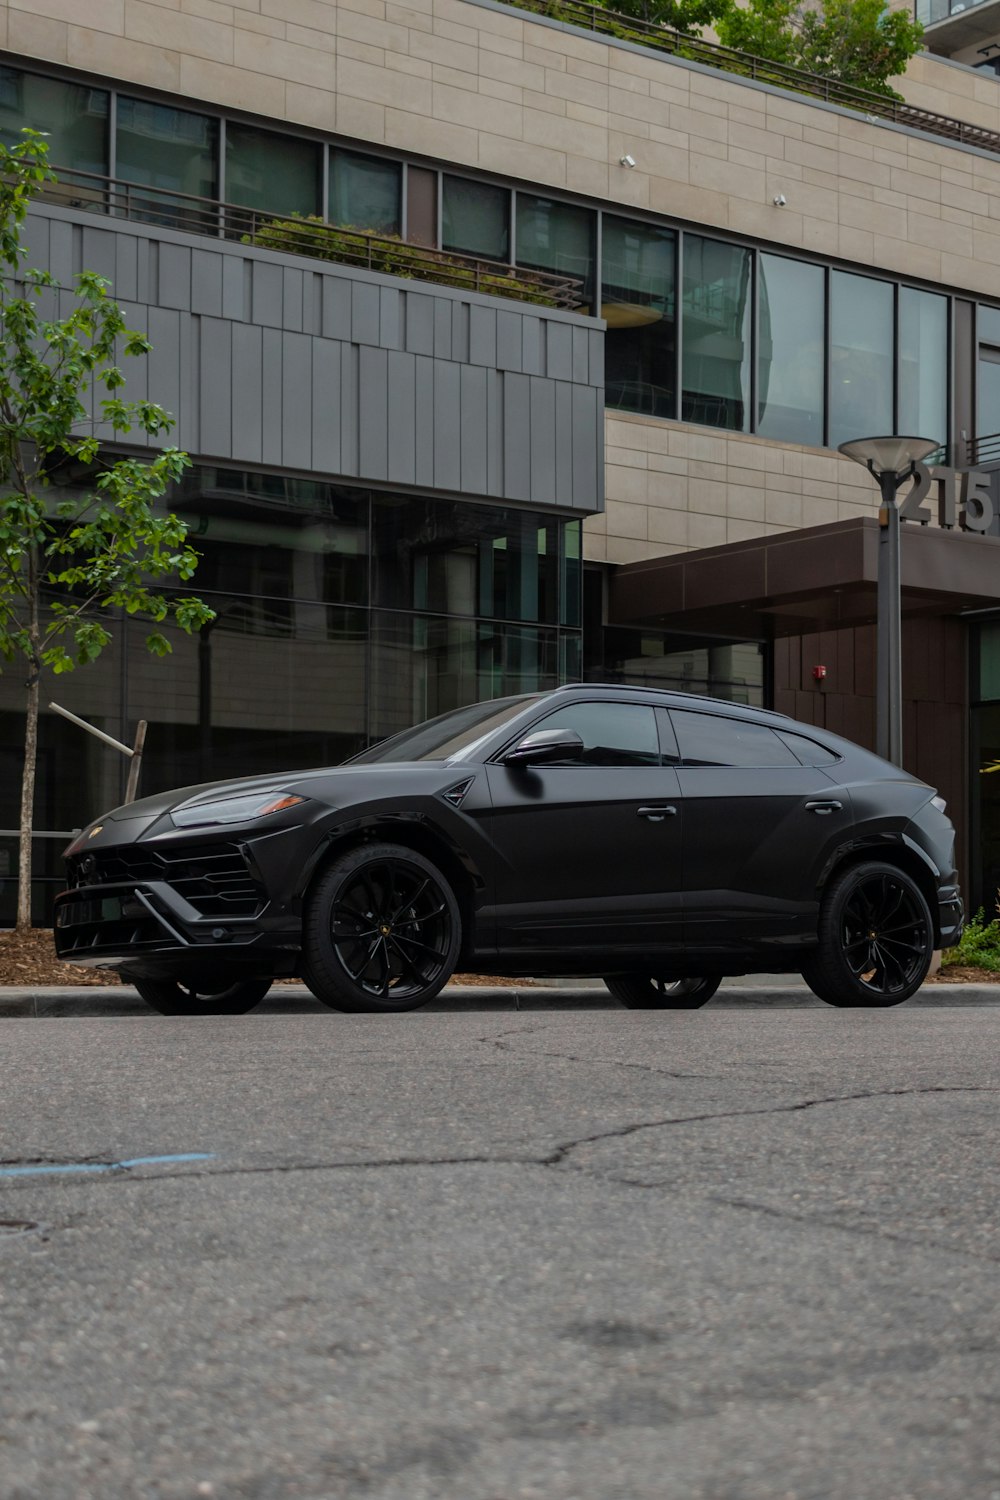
xmin=516 ymin=194 xmax=595 ymax=311
xmin=829 ymin=271 xmax=894 ymax=451
xmin=117 ymin=97 xmax=218 ymax=215
xmin=0 ymin=67 xmax=108 ymax=177
xmin=682 ymin=236 xmax=752 ymax=432
xmin=757 ymin=254 xmax=825 ymax=446
xmin=978 ymin=309 xmax=1000 ymax=445
xmin=329 ymin=149 xmax=401 ymax=234
xmin=442 ymin=176 xmax=510 ymax=260
xmin=601 ymin=216 xmax=676 ymax=419
xmin=898 ymin=287 xmax=947 ymax=452
xmin=226 ymin=123 xmax=320 ymax=217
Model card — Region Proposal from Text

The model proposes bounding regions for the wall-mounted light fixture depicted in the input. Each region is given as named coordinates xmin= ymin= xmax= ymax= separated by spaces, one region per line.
xmin=619 ymin=154 xmax=636 ymax=169
xmin=772 ymin=193 xmax=787 ymax=207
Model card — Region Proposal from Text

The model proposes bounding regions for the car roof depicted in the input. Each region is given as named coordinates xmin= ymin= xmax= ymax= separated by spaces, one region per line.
xmin=547 ymin=682 xmax=798 ymax=729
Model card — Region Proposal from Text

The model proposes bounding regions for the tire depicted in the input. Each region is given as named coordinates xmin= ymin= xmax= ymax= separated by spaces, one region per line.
xmin=604 ymin=975 xmax=721 ymax=1010
xmin=131 ymin=976 xmax=272 ymax=1016
xmin=802 ymin=860 xmax=933 ymax=1008
xmin=302 ymin=842 xmax=461 ymax=1013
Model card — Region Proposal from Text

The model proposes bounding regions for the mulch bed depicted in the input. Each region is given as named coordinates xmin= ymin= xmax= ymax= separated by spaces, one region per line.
xmin=0 ymin=929 xmax=535 ymax=988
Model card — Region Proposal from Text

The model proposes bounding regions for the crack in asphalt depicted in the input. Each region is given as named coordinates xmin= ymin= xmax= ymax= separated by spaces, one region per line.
xmin=2 ymin=1084 xmax=994 ymax=1198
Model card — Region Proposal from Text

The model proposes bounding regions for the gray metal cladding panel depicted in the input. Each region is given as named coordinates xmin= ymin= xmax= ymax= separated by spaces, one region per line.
xmin=27 ymin=206 xmax=604 ymax=514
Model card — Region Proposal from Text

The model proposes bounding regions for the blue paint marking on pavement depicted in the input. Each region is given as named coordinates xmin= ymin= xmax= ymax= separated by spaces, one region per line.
xmin=0 ymin=1153 xmax=216 ymax=1179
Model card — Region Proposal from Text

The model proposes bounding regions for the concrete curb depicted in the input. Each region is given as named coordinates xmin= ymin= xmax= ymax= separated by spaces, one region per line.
xmin=1 ymin=982 xmax=999 ymax=1016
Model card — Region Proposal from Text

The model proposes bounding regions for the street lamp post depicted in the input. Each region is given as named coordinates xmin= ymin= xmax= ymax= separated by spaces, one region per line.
xmin=838 ymin=436 xmax=939 ymax=766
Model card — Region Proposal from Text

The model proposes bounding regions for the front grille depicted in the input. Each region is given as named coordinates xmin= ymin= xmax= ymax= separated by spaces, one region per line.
xmin=68 ymin=842 xmax=264 ymax=919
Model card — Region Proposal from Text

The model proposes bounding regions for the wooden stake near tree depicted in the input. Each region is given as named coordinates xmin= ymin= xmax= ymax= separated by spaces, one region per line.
xmin=0 ymin=132 xmax=214 ymax=931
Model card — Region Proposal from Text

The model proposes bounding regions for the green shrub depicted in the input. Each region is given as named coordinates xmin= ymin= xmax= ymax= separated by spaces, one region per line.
xmin=241 ymin=214 xmax=562 ymax=309
xmin=942 ymin=900 xmax=1000 ymax=971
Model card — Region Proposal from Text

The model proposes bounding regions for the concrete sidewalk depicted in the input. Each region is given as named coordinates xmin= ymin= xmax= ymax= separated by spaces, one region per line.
xmin=1 ymin=977 xmax=998 ymax=1016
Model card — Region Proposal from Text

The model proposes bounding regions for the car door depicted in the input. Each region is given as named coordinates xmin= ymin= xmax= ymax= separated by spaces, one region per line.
xmin=485 ymin=699 xmax=684 ymax=962
xmin=669 ymin=708 xmax=849 ymax=958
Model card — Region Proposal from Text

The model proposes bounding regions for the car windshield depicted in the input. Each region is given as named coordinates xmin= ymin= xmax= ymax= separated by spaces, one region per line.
xmin=347 ymin=695 xmax=542 ymax=764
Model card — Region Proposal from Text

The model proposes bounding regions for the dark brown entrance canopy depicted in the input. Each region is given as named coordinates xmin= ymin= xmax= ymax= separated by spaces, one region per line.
xmin=609 ymin=517 xmax=1000 ymax=639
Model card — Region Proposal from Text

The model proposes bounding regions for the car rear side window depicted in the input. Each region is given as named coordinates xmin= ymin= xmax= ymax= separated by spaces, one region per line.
xmin=671 ymin=710 xmax=800 ymax=768
xmin=533 ymin=702 xmax=660 ymax=766
xmin=778 ymin=730 xmax=842 ymax=767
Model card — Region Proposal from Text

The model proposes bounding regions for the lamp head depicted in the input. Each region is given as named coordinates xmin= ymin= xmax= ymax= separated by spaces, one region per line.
xmin=837 ymin=435 xmax=939 ymax=478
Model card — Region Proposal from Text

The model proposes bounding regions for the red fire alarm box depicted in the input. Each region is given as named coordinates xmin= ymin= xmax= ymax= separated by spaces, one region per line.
xmin=812 ymin=665 xmax=827 ymax=681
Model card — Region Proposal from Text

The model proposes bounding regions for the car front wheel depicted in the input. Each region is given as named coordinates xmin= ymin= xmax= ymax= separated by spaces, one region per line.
xmin=604 ymin=975 xmax=721 ymax=1009
xmin=130 ymin=976 xmax=272 ymax=1016
xmin=802 ymin=861 xmax=933 ymax=1008
xmin=302 ymin=842 xmax=461 ymax=1013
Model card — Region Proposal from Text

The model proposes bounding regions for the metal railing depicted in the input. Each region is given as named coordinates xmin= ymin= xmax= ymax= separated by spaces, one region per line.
xmin=505 ymin=0 xmax=1000 ymax=158
xmin=38 ymin=169 xmax=586 ymax=312
xmin=969 ymin=431 xmax=1000 ymax=464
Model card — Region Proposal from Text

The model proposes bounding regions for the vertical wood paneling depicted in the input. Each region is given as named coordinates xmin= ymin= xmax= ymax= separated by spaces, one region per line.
xmin=199 ymin=317 xmax=232 ymax=457
xmin=25 ymin=208 xmax=603 ymax=513
xmin=281 ymin=331 xmax=312 ymax=467
xmin=359 ymin=345 xmax=389 ymax=480
xmin=433 ymin=361 xmax=461 ymax=492
xmin=460 ymin=364 xmax=487 ymax=496
xmin=311 ymin=336 xmax=341 ymax=475
xmin=232 ymin=322 xmax=263 ymax=465
xmin=261 ymin=328 xmax=283 ymax=466
xmin=387 ymin=350 xmax=416 ymax=485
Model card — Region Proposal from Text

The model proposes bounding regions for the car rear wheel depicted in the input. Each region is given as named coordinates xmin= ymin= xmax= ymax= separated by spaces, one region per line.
xmin=802 ymin=861 xmax=933 ymax=1008
xmin=130 ymin=976 xmax=272 ymax=1016
xmin=604 ymin=975 xmax=721 ymax=1009
xmin=302 ymin=842 xmax=461 ymax=1013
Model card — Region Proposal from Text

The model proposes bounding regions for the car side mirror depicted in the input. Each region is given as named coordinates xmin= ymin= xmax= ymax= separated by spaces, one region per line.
xmin=503 ymin=728 xmax=585 ymax=767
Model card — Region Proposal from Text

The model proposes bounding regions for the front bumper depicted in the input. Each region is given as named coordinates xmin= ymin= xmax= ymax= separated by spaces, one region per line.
xmin=937 ymin=883 xmax=964 ymax=950
xmin=53 ymin=879 xmax=301 ymax=980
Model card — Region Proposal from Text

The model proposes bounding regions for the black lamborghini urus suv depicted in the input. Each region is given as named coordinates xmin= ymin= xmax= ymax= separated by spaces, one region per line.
xmin=53 ymin=685 xmax=963 ymax=1015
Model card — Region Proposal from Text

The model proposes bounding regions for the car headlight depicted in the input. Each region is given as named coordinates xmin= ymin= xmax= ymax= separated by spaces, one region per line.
xmin=169 ymin=791 xmax=308 ymax=829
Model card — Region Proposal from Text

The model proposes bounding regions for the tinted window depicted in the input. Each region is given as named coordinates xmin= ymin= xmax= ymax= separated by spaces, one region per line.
xmin=533 ymin=702 xmax=659 ymax=767
xmin=778 ymin=731 xmax=841 ymax=767
xmin=673 ymin=711 xmax=799 ymax=768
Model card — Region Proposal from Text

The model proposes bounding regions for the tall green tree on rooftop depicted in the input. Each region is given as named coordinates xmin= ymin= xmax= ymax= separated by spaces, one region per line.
xmin=714 ymin=0 xmax=923 ymax=96
xmin=0 ymin=133 xmax=214 ymax=932
xmin=606 ymin=0 xmax=730 ymax=33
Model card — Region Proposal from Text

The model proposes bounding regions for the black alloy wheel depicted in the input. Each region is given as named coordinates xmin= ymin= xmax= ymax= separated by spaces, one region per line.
xmin=604 ymin=975 xmax=721 ymax=1009
xmin=302 ymin=842 xmax=461 ymax=1013
xmin=802 ymin=860 xmax=933 ymax=1008
xmin=130 ymin=976 xmax=272 ymax=1016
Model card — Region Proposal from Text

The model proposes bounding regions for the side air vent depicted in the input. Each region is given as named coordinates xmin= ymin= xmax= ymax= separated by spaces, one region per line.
xmin=441 ymin=777 xmax=475 ymax=808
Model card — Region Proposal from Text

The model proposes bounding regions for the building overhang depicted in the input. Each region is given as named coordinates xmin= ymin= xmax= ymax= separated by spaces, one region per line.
xmin=922 ymin=3 xmax=1000 ymax=55
xmin=609 ymin=517 xmax=1000 ymax=639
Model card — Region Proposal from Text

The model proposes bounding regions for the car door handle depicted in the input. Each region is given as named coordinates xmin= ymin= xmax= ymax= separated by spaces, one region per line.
xmin=805 ymin=800 xmax=842 ymax=815
xmin=637 ymin=805 xmax=677 ymax=821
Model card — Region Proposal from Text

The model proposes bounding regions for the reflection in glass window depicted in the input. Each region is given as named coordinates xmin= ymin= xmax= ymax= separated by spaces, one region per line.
xmin=117 ymin=97 xmax=218 ymax=220
xmin=829 ymin=271 xmax=894 ymax=451
xmin=0 ymin=67 xmax=108 ymax=179
xmin=980 ymin=306 xmax=1000 ymax=345
xmin=516 ymin=194 xmax=595 ymax=311
xmin=602 ymin=216 xmax=676 ymax=419
xmin=757 ymin=254 xmax=825 ymax=446
xmin=442 ymin=176 xmax=509 ymax=260
xmin=673 ymin=711 xmax=799 ymax=768
xmin=533 ymin=701 xmax=660 ymax=766
xmin=979 ymin=347 xmax=1000 ymax=445
xmin=329 ymin=149 xmax=400 ymax=233
xmin=682 ymin=236 xmax=752 ymax=432
xmin=591 ymin=629 xmax=765 ymax=706
xmin=226 ymin=123 xmax=320 ymax=216
xmin=899 ymin=288 xmax=947 ymax=451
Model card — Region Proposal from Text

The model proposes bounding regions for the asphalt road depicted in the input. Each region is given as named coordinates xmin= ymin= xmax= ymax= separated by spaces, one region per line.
xmin=1 ymin=1008 xmax=998 ymax=1500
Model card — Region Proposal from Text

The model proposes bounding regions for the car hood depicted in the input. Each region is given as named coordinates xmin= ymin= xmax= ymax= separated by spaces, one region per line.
xmin=74 ymin=761 xmax=465 ymax=837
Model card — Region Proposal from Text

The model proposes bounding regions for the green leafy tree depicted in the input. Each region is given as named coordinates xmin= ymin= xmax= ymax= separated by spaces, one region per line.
xmin=714 ymin=0 xmax=923 ymax=97
xmin=605 ymin=0 xmax=729 ymax=34
xmin=0 ymin=133 xmax=214 ymax=931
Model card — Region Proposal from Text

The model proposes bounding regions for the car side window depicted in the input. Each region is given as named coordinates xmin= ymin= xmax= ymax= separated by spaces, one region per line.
xmin=671 ymin=710 xmax=800 ymax=768
xmin=778 ymin=730 xmax=841 ymax=767
xmin=532 ymin=702 xmax=660 ymax=767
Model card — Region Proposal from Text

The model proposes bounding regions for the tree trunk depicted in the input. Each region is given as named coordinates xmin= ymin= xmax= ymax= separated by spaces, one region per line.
xmin=16 ymin=549 xmax=40 ymax=933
